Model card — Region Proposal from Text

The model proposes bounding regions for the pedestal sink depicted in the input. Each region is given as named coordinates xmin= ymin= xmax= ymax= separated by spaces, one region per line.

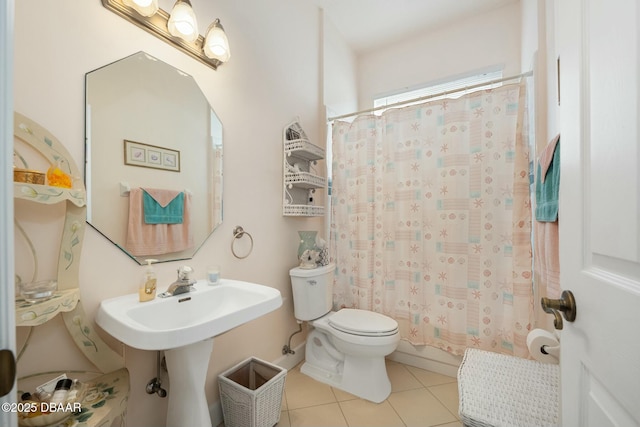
xmin=96 ymin=279 xmax=282 ymax=427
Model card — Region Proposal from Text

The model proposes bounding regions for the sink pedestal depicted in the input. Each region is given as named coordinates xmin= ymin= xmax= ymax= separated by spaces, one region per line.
xmin=96 ymin=280 xmax=283 ymax=426
xmin=164 ymin=338 xmax=214 ymax=427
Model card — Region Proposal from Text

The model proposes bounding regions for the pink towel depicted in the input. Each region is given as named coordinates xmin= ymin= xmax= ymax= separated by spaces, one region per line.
xmin=534 ymin=136 xmax=561 ymax=307
xmin=125 ymin=188 xmax=194 ymax=256
xmin=534 ymin=221 xmax=561 ymax=299
xmin=539 ymin=134 xmax=560 ymax=183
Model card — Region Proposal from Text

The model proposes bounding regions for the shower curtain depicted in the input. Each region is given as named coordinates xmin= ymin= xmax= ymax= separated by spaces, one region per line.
xmin=330 ymin=83 xmax=533 ymax=357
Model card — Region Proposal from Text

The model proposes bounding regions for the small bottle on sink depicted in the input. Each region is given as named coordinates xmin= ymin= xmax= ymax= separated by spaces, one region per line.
xmin=139 ymin=259 xmax=158 ymax=302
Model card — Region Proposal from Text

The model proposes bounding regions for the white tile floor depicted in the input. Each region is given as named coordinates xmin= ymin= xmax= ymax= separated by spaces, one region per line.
xmin=276 ymin=360 xmax=462 ymax=427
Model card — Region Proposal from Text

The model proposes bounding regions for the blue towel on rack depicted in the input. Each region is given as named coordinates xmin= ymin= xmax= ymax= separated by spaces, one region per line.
xmin=535 ymin=135 xmax=560 ymax=222
xmin=142 ymin=189 xmax=184 ymax=224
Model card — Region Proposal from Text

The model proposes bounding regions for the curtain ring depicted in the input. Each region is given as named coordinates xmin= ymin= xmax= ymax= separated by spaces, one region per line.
xmin=231 ymin=225 xmax=254 ymax=259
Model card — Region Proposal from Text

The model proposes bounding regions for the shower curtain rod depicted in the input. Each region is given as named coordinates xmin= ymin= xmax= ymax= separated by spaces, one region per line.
xmin=327 ymin=70 xmax=533 ymax=122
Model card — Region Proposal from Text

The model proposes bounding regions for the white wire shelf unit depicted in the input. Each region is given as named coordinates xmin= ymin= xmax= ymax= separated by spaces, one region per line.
xmin=282 ymin=121 xmax=326 ymax=217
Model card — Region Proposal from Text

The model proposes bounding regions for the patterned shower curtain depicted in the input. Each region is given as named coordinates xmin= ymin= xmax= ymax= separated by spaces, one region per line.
xmin=330 ymin=83 xmax=533 ymax=357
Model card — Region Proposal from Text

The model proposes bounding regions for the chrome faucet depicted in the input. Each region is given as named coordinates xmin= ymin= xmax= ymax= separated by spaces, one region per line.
xmin=161 ymin=266 xmax=196 ymax=297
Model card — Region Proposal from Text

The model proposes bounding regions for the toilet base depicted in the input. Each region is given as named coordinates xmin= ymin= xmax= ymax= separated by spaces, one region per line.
xmin=301 ymin=355 xmax=392 ymax=403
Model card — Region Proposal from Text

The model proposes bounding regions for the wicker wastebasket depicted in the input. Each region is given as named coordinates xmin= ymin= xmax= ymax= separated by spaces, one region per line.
xmin=218 ymin=357 xmax=287 ymax=427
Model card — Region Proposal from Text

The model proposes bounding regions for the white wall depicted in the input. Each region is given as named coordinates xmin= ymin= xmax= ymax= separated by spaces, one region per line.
xmin=520 ymin=0 xmax=560 ymax=153
xmin=544 ymin=0 xmax=559 ymax=141
xmin=357 ymin=2 xmax=522 ymax=109
xmin=13 ymin=1 xmax=323 ymax=426
xmin=322 ymin=14 xmax=358 ymax=118
xmin=521 ymin=0 xmax=539 ymax=73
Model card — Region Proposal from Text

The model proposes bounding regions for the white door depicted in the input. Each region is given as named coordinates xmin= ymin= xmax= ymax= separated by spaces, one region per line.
xmin=558 ymin=0 xmax=640 ymax=425
xmin=0 ymin=1 xmax=17 ymax=427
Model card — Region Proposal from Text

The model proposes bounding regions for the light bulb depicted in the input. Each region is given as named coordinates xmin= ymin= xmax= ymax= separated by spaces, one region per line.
xmin=167 ymin=0 xmax=198 ymax=42
xmin=122 ymin=0 xmax=158 ymax=17
xmin=204 ymin=19 xmax=230 ymax=62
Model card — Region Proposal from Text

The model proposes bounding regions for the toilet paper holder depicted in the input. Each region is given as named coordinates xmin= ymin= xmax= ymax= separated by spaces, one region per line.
xmin=541 ymin=290 xmax=577 ymax=330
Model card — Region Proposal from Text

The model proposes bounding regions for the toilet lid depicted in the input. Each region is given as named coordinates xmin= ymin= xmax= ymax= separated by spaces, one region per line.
xmin=329 ymin=309 xmax=398 ymax=336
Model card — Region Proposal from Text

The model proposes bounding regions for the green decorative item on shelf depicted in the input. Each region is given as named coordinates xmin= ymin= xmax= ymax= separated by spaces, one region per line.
xmin=297 ymin=231 xmax=318 ymax=259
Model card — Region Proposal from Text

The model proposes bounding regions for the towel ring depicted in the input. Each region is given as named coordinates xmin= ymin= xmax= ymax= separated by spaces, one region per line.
xmin=231 ymin=226 xmax=254 ymax=259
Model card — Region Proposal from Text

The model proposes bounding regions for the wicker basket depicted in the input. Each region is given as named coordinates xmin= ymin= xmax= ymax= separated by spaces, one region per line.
xmin=13 ymin=168 xmax=45 ymax=184
xmin=219 ymin=357 xmax=287 ymax=427
xmin=284 ymin=121 xmax=308 ymax=142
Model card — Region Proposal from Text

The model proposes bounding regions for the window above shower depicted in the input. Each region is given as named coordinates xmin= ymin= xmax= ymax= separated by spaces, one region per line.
xmin=373 ymin=68 xmax=504 ymax=114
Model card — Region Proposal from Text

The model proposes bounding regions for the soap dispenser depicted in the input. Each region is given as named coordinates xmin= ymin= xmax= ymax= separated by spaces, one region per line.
xmin=139 ymin=259 xmax=158 ymax=302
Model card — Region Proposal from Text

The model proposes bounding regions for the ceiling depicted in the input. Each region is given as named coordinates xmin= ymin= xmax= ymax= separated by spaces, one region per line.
xmin=312 ymin=0 xmax=519 ymax=54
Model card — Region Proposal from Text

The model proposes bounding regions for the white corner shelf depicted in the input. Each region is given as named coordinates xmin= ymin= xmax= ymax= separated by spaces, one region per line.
xmin=14 ymin=182 xmax=86 ymax=207
xmin=283 ymin=121 xmax=326 ymax=217
xmin=285 ymin=138 xmax=325 ymax=161
xmin=16 ymin=288 xmax=80 ymax=326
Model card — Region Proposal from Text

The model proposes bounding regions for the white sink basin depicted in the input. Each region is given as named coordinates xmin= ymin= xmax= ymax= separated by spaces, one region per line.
xmin=96 ymin=278 xmax=282 ymax=427
xmin=96 ymin=279 xmax=283 ymax=350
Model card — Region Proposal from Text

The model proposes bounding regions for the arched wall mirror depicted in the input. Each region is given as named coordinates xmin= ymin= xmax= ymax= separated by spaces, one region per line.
xmin=85 ymin=51 xmax=223 ymax=265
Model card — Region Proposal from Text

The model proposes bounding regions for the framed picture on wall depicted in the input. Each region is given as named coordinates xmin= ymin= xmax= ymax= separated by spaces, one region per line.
xmin=124 ymin=140 xmax=181 ymax=172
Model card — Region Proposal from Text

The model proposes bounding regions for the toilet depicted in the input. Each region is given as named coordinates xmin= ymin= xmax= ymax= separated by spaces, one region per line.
xmin=289 ymin=263 xmax=400 ymax=403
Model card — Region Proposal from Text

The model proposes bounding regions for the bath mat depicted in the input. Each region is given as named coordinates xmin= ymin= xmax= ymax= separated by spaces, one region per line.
xmin=457 ymin=348 xmax=560 ymax=427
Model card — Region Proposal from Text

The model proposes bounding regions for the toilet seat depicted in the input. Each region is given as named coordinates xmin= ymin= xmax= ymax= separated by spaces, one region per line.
xmin=328 ymin=309 xmax=398 ymax=337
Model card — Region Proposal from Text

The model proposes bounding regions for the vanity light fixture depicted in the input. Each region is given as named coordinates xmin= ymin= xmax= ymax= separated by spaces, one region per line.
xmin=121 ymin=0 xmax=158 ymax=17
xmin=101 ymin=0 xmax=230 ymax=70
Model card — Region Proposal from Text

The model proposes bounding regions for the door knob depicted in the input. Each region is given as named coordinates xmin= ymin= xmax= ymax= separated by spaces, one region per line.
xmin=541 ymin=290 xmax=577 ymax=330
xmin=0 ymin=349 xmax=16 ymax=397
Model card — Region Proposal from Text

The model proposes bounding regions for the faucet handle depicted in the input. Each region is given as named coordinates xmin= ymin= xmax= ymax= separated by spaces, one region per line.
xmin=177 ymin=266 xmax=194 ymax=281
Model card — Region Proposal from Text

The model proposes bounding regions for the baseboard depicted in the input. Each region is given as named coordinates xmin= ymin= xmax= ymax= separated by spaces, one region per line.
xmin=388 ymin=341 xmax=462 ymax=378
xmin=272 ymin=341 xmax=306 ymax=371
xmin=209 ymin=342 xmax=305 ymax=426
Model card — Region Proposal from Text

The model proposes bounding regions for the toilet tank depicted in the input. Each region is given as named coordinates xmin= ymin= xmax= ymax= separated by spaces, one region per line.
xmin=289 ymin=263 xmax=335 ymax=321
